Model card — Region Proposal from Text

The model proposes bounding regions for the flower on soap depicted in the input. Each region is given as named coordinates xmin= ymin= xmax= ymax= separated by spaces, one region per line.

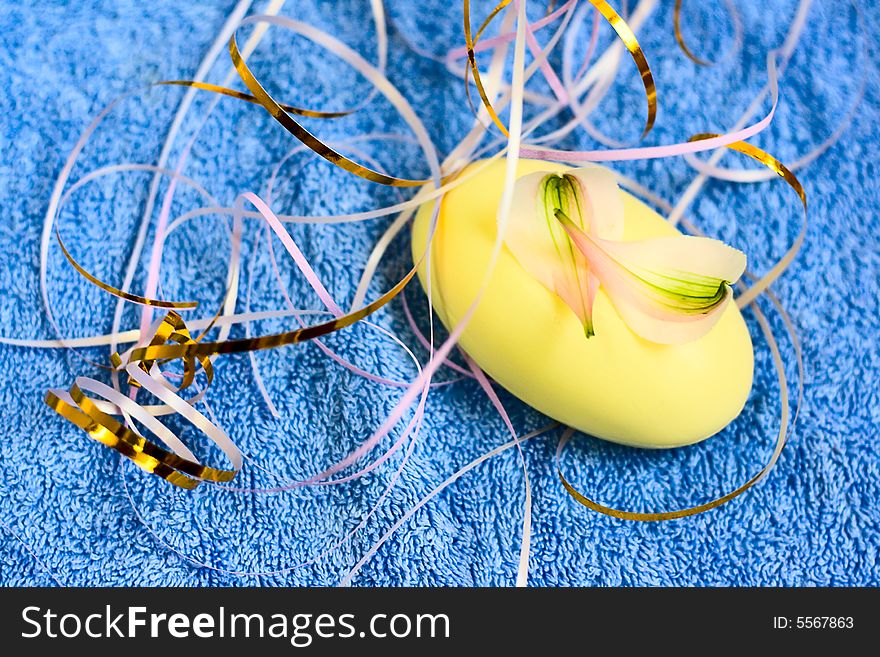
xmin=503 ymin=167 xmax=746 ymax=345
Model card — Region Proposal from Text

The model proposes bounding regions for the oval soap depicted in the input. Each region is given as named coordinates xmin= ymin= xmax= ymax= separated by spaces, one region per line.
xmin=411 ymin=159 xmax=754 ymax=448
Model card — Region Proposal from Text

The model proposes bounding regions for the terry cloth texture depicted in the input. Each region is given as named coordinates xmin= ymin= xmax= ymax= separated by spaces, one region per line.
xmin=0 ymin=0 xmax=877 ymax=586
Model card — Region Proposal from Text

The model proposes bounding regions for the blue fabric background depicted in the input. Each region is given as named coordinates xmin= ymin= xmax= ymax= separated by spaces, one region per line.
xmin=0 ymin=0 xmax=877 ymax=586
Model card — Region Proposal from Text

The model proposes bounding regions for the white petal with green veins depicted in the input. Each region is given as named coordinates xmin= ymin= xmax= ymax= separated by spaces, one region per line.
xmin=503 ymin=167 xmax=624 ymax=336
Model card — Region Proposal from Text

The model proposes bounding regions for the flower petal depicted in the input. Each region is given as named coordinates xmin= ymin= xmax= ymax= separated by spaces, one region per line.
xmin=607 ymin=284 xmax=734 ymax=344
xmin=599 ymin=235 xmax=746 ymax=287
xmin=565 ymin=166 xmax=625 ymax=241
xmin=557 ymin=212 xmax=746 ymax=344
xmin=503 ymin=168 xmax=624 ymax=335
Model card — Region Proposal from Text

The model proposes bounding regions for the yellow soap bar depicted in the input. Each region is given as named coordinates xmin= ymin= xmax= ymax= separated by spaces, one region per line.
xmin=411 ymin=159 xmax=754 ymax=448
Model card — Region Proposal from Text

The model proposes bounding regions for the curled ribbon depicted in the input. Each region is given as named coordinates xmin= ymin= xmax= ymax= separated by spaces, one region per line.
xmin=463 ymin=0 xmax=656 ymax=138
xmin=46 ymin=311 xmax=240 ymax=490
xmin=673 ymin=0 xmax=711 ymax=66
xmin=227 ymin=20 xmax=429 ymax=187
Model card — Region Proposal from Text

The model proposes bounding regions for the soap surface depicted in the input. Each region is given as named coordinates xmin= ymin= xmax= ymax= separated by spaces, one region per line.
xmin=411 ymin=159 xmax=754 ymax=448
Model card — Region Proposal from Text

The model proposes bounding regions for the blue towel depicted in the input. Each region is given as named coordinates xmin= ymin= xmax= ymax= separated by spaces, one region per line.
xmin=1 ymin=0 xmax=877 ymax=586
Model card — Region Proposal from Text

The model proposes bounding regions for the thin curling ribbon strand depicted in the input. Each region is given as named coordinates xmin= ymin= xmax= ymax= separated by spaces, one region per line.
xmin=520 ymin=46 xmax=783 ymax=163
xmin=463 ymin=354 xmax=532 ymax=587
xmin=139 ymin=72 xmax=349 ymax=342
xmin=0 ymin=519 xmax=65 ymax=587
xmin=683 ymin=0 xmax=866 ymax=184
xmin=261 ymin=135 xmax=466 ymax=388
xmin=339 ymin=424 xmax=558 ymax=587
xmin=2 ymin=308 xmax=327 ymax=350
xmin=191 ymin=209 xmax=442 ymax=494
xmin=254 ymin=135 xmax=469 ymax=412
xmin=464 ymin=0 xmax=656 ymax=139
xmin=672 ymin=0 xmax=743 ymax=67
xmin=123 ymin=192 xmax=419 ymax=362
xmin=341 ymin=0 xmax=531 ymax=586
xmin=557 ymin=136 xmax=805 ymax=520
xmin=574 ymin=6 xmax=601 ymax=82
xmin=627 ymin=133 xmax=807 ymax=312
xmin=462 ymin=0 xmax=574 ymax=126
xmin=555 ymin=3 xmax=627 ymax=150
xmin=249 ymin=199 xmax=457 ymax=434
xmin=106 ymin=0 xmax=287 ymax=373
xmin=557 ymin=296 xmax=790 ymax=520
xmin=258 ymin=210 xmax=464 ymax=392
xmin=473 ymin=1 xmax=691 ymax=162
xmin=470 ymin=2 xmax=654 ymax=179
xmin=117 ymin=424 xmax=560 ymax=579
xmin=259 ymin=132 xmax=418 ymax=314
xmin=457 ymin=0 xmax=625 ymax=169
xmin=517 ymin=0 xmax=578 ymax=107
xmin=587 ymin=0 xmax=656 ymax=137
xmin=213 ymin=303 xmax=432 ymax=495
xmin=667 ymin=0 xmax=813 ymax=226
xmin=712 ymin=137 xmax=807 ymax=309
xmin=463 ymin=0 xmax=515 ymax=136
xmin=121 ymin=383 xmax=429 ymax=577
xmin=130 ymin=300 xmax=426 ymax=570
xmin=29 ymin=161 xmax=219 ymax=373
xmin=113 ymin=0 xmax=297 ymax=417
xmin=457 ymin=3 xmax=565 ymax=169
xmin=528 ymin=0 xmax=657 ymax=150
xmin=673 ymin=0 xmax=710 ymax=66
xmin=227 ymin=15 xmax=434 ymax=187
xmin=133 ymin=92 xmax=338 ymax=337
xmin=127 ymin=187 xmax=431 ymax=489
xmin=120 ymin=245 xmax=434 ymax=566
xmin=36 ymin=163 xmax=222 ymax=368
xmin=446 ymin=0 xmax=572 ymax=61
xmin=52 ymin=209 xmax=199 ymax=311
xmin=518 ymin=0 xmax=789 ymax=161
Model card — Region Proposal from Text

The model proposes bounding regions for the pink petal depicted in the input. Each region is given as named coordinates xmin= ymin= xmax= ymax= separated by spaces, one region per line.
xmin=567 ymin=166 xmax=624 ymax=241
xmin=557 ymin=214 xmax=744 ymax=345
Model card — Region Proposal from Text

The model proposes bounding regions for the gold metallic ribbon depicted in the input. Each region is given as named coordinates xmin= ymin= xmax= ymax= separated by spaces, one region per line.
xmin=126 ymin=266 xmax=416 ymax=362
xmin=463 ymin=0 xmax=656 ymax=138
xmin=587 ymin=0 xmax=656 ymax=137
xmin=673 ymin=0 xmax=711 ymax=66
xmin=558 ymin=136 xmax=805 ymax=520
xmin=157 ymin=80 xmax=353 ymax=119
xmin=46 ymin=311 xmax=238 ymax=490
xmin=464 ymin=0 xmax=515 ymax=137
xmin=55 ymin=224 xmax=198 ymax=310
xmin=227 ymin=30 xmax=428 ymax=187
